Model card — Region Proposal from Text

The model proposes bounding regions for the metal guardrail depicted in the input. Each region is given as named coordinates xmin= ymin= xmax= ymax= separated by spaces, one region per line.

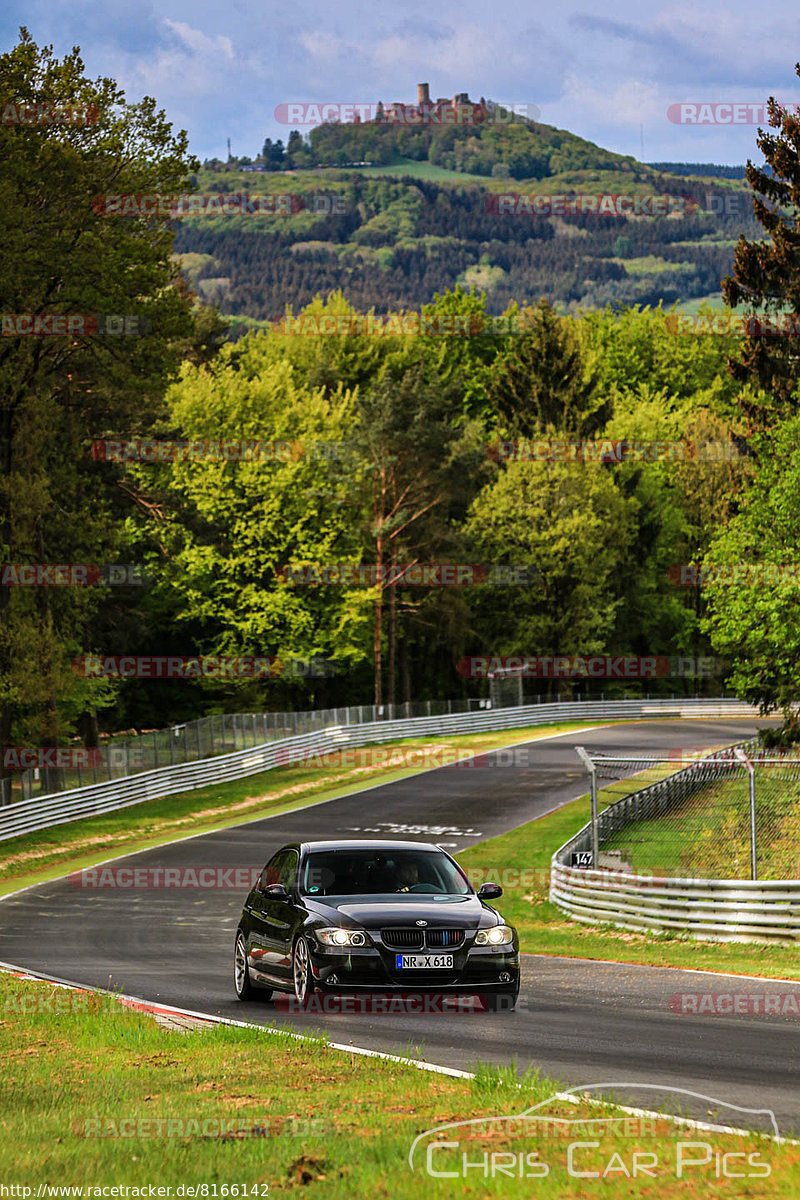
xmin=10 ymin=700 xmax=497 ymax=803
xmin=550 ymin=738 xmax=800 ymax=944
xmin=0 ymin=697 xmax=759 ymax=843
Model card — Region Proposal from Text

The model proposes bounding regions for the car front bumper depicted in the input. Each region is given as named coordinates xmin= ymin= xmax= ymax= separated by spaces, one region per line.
xmin=307 ymin=939 xmax=520 ymax=994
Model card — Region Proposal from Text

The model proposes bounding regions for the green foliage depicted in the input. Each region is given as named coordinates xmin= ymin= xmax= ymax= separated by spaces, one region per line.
xmin=488 ymin=299 xmax=609 ymax=437
xmin=704 ymin=416 xmax=800 ymax=712
xmin=723 ymin=77 xmax=800 ymax=412
xmin=306 ymin=108 xmax=634 ymax=181
xmin=464 ymin=459 xmax=636 ymax=670
xmin=0 ymin=30 xmax=197 ymax=757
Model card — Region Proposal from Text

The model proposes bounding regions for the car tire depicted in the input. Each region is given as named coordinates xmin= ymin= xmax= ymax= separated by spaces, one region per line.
xmin=292 ymin=935 xmax=314 ymax=1004
xmin=234 ymin=930 xmax=255 ymax=1001
xmin=483 ymin=991 xmax=518 ymax=1012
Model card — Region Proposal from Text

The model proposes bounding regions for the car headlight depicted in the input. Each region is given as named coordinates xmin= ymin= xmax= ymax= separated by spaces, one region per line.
xmin=316 ymin=927 xmax=368 ymax=947
xmin=475 ymin=926 xmax=513 ymax=946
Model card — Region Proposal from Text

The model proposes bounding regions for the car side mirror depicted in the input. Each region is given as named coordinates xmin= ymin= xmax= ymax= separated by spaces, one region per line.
xmin=478 ymin=883 xmax=503 ymax=900
xmin=263 ymin=883 xmax=290 ymax=901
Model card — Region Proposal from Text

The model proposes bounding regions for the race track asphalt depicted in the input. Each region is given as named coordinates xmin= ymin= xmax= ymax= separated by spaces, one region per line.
xmin=2 ymin=717 xmax=797 ymax=1134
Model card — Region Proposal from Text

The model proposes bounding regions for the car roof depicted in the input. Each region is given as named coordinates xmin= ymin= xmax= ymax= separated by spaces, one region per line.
xmin=297 ymin=839 xmax=446 ymax=853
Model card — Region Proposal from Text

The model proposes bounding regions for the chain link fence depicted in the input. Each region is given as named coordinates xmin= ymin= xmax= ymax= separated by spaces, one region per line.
xmin=2 ymin=697 xmax=498 ymax=806
xmin=576 ymin=742 xmax=800 ymax=881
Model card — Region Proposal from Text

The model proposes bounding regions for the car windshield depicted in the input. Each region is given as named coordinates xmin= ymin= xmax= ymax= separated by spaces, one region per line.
xmin=299 ymin=849 xmax=472 ymax=897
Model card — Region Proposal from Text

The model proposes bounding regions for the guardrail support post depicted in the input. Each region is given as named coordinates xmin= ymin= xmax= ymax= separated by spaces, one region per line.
xmin=576 ymin=746 xmax=599 ymax=867
xmin=734 ymin=747 xmax=757 ymax=880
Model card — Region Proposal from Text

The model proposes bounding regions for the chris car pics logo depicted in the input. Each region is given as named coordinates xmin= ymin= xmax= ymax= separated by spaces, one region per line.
xmin=409 ymin=1084 xmax=777 ymax=1181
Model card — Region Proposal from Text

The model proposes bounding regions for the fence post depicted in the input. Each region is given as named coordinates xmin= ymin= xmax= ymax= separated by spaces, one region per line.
xmin=575 ymin=746 xmax=599 ymax=867
xmin=734 ymin=747 xmax=757 ymax=880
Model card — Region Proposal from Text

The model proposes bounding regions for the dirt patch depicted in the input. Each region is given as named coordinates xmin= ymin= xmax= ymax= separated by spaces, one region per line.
xmin=286 ymin=1155 xmax=330 ymax=1185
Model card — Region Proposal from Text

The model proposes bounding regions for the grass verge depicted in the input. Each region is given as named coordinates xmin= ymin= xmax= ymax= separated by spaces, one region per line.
xmin=0 ymin=971 xmax=796 ymax=1195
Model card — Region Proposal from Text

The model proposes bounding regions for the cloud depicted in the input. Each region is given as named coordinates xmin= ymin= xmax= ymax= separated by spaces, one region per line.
xmin=163 ymin=20 xmax=234 ymax=60
xmin=558 ymin=73 xmax=664 ymax=130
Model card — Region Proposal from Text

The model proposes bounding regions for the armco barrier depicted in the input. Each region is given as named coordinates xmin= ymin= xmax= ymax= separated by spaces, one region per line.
xmin=0 ymin=698 xmax=759 ymax=843
xmin=549 ymin=738 xmax=800 ymax=944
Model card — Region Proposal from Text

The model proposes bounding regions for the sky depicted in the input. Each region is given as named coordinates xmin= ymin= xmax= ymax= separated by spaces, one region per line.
xmin=3 ymin=0 xmax=799 ymax=164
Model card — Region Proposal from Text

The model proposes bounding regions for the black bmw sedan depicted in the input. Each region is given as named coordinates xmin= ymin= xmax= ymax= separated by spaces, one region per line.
xmin=234 ymin=839 xmax=520 ymax=1011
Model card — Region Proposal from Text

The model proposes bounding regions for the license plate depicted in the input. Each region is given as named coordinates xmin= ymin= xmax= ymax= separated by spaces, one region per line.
xmin=395 ymin=953 xmax=454 ymax=969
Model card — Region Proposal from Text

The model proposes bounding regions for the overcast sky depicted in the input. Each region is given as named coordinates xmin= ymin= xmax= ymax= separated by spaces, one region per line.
xmin=3 ymin=1 xmax=798 ymax=164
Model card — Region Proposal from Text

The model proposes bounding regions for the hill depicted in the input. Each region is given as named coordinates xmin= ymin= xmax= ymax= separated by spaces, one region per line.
xmin=175 ymin=92 xmax=759 ymax=325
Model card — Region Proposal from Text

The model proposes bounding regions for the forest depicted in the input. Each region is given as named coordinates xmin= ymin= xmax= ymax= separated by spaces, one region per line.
xmin=175 ymin=172 xmax=758 ymax=322
xmin=3 ymin=33 xmax=800 ymax=769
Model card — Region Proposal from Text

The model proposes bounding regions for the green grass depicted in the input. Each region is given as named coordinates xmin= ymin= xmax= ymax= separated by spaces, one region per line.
xmin=613 ymin=255 xmax=697 ymax=275
xmin=0 ymin=722 xmax=597 ymax=899
xmin=457 ymin=263 xmax=508 ymax=291
xmin=1 ymin=971 xmax=796 ymax=1194
xmin=602 ymin=770 xmax=800 ymax=881
xmin=312 ymin=158 xmax=491 ymax=184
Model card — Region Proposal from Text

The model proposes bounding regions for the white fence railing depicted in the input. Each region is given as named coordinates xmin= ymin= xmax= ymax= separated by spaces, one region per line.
xmin=549 ymin=737 xmax=800 ymax=944
xmin=0 ymin=697 xmax=760 ymax=844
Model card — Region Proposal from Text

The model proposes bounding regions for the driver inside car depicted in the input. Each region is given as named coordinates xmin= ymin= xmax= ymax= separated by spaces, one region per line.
xmin=395 ymin=861 xmax=420 ymax=892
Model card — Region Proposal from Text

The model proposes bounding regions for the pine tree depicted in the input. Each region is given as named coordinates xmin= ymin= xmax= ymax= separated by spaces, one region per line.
xmin=722 ymin=82 xmax=800 ymax=419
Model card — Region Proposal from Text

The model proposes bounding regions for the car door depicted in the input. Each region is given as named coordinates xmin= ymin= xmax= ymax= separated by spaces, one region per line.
xmin=259 ymin=848 xmax=301 ymax=984
xmin=246 ymin=849 xmax=290 ymax=983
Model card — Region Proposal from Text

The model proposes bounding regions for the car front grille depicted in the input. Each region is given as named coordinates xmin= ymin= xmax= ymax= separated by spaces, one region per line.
xmin=427 ymin=929 xmax=465 ymax=949
xmin=381 ymin=928 xmax=424 ymax=949
xmin=381 ymin=928 xmax=465 ymax=950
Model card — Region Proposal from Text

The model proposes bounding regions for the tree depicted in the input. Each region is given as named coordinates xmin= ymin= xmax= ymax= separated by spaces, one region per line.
xmin=124 ymin=336 xmax=370 ymax=720
xmin=261 ymin=137 xmax=285 ymax=171
xmin=464 ymin=460 xmax=635 ymax=696
xmin=354 ymin=361 xmax=480 ymax=705
xmin=285 ymin=130 xmax=305 ymax=167
xmin=722 ymin=80 xmax=800 ymax=417
xmin=0 ymin=29 xmax=197 ymax=779
xmin=487 ymin=299 xmax=608 ymax=438
xmin=704 ymin=415 xmax=800 ymax=717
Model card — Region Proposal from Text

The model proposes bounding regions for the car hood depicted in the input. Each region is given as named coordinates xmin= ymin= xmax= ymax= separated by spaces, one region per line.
xmin=307 ymin=895 xmax=489 ymax=928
